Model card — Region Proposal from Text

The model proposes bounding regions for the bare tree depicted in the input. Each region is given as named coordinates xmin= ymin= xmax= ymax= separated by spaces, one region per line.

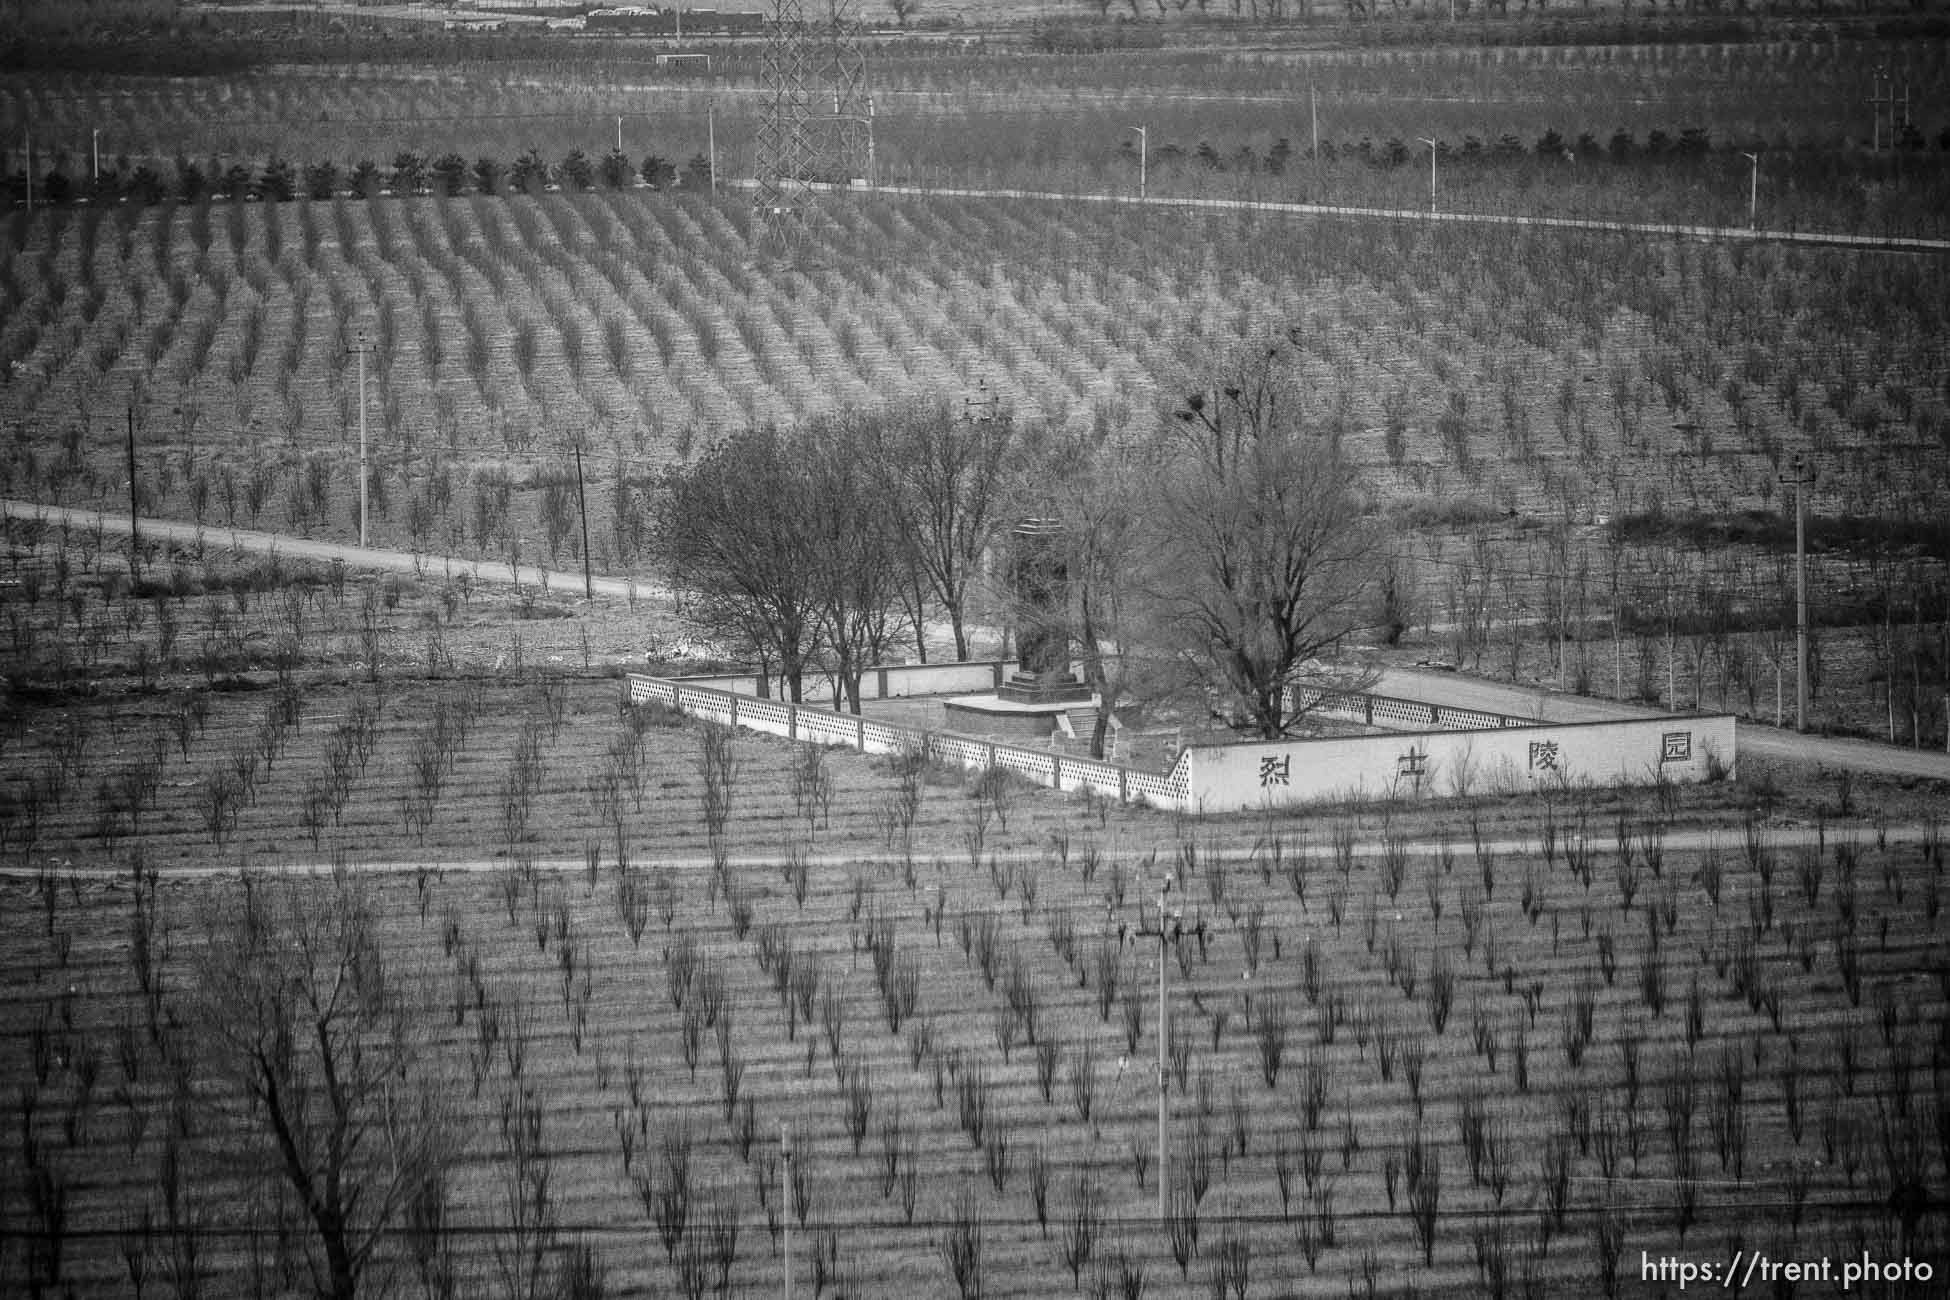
xmin=1144 ymin=340 xmax=1379 ymax=738
xmin=661 ymin=412 xmax=919 ymax=706
xmin=192 ymin=876 xmax=455 ymax=1300
xmin=868 ymin=398 xmax=1020 ymax=663
xmin=1042 ymin=432 xmax=1152 ymax=759
xmin=940 ymin=1183 xmax=984 ymax=1300
xmin=657 ymin=427 xmax=823 ymax=700
xmin=808 ymin=413 xmax=910 ymax=712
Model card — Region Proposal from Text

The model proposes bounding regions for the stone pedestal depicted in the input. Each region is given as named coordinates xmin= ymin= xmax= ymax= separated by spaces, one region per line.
xmin=996 ymin=669 xmax=1093 ymax=706
xmin=944 ymin=691 xmax=1096 ymax=741
xmin=940 ymin=515 xmax=1095 ymax=737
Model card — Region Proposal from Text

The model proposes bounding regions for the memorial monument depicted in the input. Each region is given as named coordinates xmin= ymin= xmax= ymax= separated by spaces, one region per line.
xmin=944 ymin=517 xmax=1096 ymax=739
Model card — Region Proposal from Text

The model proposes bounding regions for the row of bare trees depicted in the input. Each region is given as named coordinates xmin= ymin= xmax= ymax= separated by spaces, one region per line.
xmin=656 ymin=397 xmax=1019 ymax=712
xmin=658 ymin=339 xmax=1382 ymax=749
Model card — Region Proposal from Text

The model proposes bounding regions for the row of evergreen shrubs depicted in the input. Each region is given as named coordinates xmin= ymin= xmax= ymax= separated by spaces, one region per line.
xmin=5 ymin=146 xmax=713 ymax=207
xmin=11 ymin=120 xmax=1945 ymax=205
xmin=1135 ymin=123 xmax=1947 ymax=175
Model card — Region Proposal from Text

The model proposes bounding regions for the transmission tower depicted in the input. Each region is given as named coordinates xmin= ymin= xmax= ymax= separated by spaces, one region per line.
xmin=755 ymin=0 xmax=872 ymax=250
xmin=811 ymin=0 xmax=873 ymax=185
xmin=756 ymin=0 xmax=815 ymax=230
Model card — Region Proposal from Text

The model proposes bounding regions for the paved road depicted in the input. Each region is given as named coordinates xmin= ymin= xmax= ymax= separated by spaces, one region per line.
xmin=1 ymin=499 xmax=673 ymax=603
xmin=1377 ymin=666 xmax=1950 ymax=783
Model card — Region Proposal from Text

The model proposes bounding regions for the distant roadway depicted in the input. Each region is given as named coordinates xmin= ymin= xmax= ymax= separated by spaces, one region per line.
xmin=849 ymin=183 xmax=1950 ymax=255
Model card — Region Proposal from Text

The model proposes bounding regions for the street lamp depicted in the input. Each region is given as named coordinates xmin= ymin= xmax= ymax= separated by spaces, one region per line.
xmin=1743 ymin=151 xmax=1759 ymax=229
xmin=1417 ymin=137 xmax=1438 ymax=215
xmin=1779 ymin=453 xmax=1815 ymax=733
xmin=1129 ymin=125 xmax=1147 ymax=200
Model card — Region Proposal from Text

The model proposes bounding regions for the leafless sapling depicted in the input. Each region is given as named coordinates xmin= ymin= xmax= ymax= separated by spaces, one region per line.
xmin=193 ymin=877 xmax=457 ymax=1300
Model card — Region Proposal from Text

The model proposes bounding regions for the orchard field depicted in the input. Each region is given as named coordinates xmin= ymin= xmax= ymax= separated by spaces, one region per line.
xmin=6 ymin=31 xmax=1950 ymax=227
xmin=3 ymin=180 xmax=1946 ymax=738
xmin=1 ymin=646 xmax=1948 ymax=1297
xmin=3 ymin=7 xmax=1950 ymax=1296
xmin=3 ymin=11 xmax=1948 ymax=750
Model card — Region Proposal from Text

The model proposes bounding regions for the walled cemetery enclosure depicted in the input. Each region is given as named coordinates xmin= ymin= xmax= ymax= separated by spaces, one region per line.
xmin=631 ymin=670 xmax=1738 ymax=815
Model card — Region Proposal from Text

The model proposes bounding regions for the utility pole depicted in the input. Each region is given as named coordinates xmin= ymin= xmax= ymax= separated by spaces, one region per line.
xmin=1872 ymin=68 xmax=1887 ymax=152
xmin=1613 ymin=587 xmax=1623 ymax=702
xmin=93 ymin=128 xmax=100 ymax=183
xmin=708 ymin=102 xmax=718 ymax=194
xmin=1418 ymin=137 xmax=1438 ymax=215
xmin=781 ymin=1121 xmax=793 ymax=1300
xmin=1743 ymin=151 xmax=1759 ymax=229
xmin=1780 ymin=453 xmax=1814 ymax=732
xmin=127 ymin=403 xmax=140 ymax=580
xmin=1133 ymin=876 xmax=1198 ymax=1223
xmin=1129 ymin=125 xmax=1146 ymax=200
xmin=1868 ymin=69 xmax=1907 ymax=152
xmin=1154 ymin=888 xmax=1167 ymax=1224
xmin=573 ymin=443 xmax=592 ymax=598
xmin=1310 ymin=85 xmax=1319 ymax=166
xmin=962 ymin=377 xmax=998 ymax=425
xmin=1871 ymin=69 xmax=1885 ymax=151
xmin=617 ymin=115 xmax=623 ymax=154
xmin=351 ymin=332 xmax=374 ymax=548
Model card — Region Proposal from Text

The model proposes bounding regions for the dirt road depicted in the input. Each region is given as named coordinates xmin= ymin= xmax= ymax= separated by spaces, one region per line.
xmin=3 ymin=820 xmax=1937 ymax=883
xmin=1 ymin=498 xmax=673 ymax=603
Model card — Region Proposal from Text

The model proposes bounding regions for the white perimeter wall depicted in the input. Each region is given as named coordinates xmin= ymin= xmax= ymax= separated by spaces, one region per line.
xmin=627 ymin=675 xmax=1735 ymax=816
xmin=670 ymin=660 xmax=1016 ymax=703
xmin=1184 ymin=715 xmax=1738 ymax=813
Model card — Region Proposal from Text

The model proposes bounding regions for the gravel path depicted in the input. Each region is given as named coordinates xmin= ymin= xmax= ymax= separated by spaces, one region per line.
xmin=4 ymin=821 xmax=1940 ymax=883
xmin=1 ymin=497 xmax=673 ymax=602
